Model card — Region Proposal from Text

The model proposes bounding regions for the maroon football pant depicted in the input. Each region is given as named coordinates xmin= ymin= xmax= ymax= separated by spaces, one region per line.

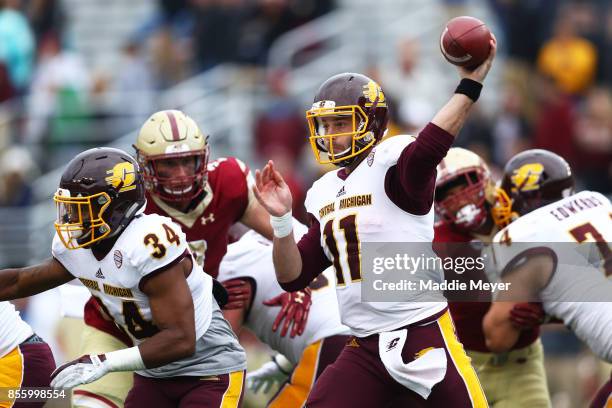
xmin=267 ymin=334 xmax=349 ymax=408
xmin=1 ymin=338 xmax=56 ymax=408
xmin=124 ymin=370 xmax=245 ymax=408
xmin=306 ymin=310 xmax=488 ymax=408
xmin=590 ymin=371 xmax=612 ymax=408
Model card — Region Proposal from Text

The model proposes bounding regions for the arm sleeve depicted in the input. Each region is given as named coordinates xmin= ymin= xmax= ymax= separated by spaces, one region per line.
xmin=385 ymin=122 xmax=455 ymax=215
xmin=280 ymin=214 xmax=331 ymax=292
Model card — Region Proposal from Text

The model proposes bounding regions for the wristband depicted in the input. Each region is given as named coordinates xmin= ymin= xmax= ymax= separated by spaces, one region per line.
xmin=455 ymin=78 xmax=483 ymax=102
xmin=103 ymin=346 xmax=146 ymax=372
xmin=270 ymin=211 xmax=293 ymax=238
xmin=272 ymin=354 xmax=294 ymax=375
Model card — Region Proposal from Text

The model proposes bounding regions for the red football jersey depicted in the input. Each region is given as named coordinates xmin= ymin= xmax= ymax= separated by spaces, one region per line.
xmin=83 ymin=156 xmax=254 ymax=336
xmin=144 ymin=156 xmax=253 ymax=278
xmin=434 ymin=221 xmax=539 ymax=352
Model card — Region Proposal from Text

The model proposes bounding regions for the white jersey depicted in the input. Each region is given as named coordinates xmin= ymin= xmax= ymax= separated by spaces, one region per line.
xmin=218 ymin=222 xmax=349 ymax=364
xmin=0 ymin=301 xmax=33 ymax=358
xmin=492 ymin=191 xmax=612 ymax=361
xmin=52 ymin=213 xmax=224 ymax=376
xmin=305 ymin=136 xmax=446 ymax=337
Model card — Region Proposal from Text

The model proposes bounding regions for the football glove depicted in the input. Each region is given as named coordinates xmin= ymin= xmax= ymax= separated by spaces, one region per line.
xmin=246 ymin=355 xmax=293 ymax=394
xmin=263 ymin=288 xmax=312 ymax=338
xmin=221 ymin=278 xmax=251 ymax=310
xmin=50 ymin=354 xmax=110 ymax=389
xmin=510 ymin=302 xmax=563 ymax=329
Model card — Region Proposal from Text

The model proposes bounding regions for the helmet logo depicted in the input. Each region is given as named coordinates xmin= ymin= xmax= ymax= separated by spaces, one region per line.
xmin=105 ymin=162 xmax=137 ymax=193
xmin=363 ymin=81 xmax=386 ymax=107
xmin=511 ymin=163 xmax=544 ymax=192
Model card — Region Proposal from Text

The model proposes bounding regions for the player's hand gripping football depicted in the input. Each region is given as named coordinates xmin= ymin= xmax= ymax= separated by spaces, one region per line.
xmin=264 ymin=288 xmax=312 ymax=338
xmin=253 ymin=160 xmax=293 ymax=217
xmin=50 ymin=354 xmax=110 ymax=389
xmin=459 ymin=33 xmax=497 ymax=84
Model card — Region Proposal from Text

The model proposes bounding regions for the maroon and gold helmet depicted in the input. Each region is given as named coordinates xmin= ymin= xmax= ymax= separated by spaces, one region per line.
xmin=492 ymin=149 xmax=575 ymax=228
xmin=53 ymin=147 xmax=146 ymax=249
xmin=134 ymin=110 xmax=209 ymax=202
xmin=306 ymin=73 xmax=389 ymax=166
xmin=435 ymin=148 xmax=495 ymax=231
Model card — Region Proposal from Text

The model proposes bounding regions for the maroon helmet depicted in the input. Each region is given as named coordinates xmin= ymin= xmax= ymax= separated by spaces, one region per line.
xmin=54 ymin=147 xmax=146 ymax=249
xmin=306 ymin=73 xmax=389 ymax=167
xmin=492 ymin=149 xmax=575 ymax=228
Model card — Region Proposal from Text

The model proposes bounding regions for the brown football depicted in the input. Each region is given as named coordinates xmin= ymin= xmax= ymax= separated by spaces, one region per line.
xmin=440 ymin=16 xmax=492 ymax=69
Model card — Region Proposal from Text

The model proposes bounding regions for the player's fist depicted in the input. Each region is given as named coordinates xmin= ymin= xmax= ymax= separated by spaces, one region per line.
xmin=264 ymin=288 xmax=312 ymax=338
xmin=509 ymin=302 xmax=545 ymax=329
xmin=253 ymin=160 xmax=293 ymax=217
xmin=50 ymin=354 xmax=110 ymax=389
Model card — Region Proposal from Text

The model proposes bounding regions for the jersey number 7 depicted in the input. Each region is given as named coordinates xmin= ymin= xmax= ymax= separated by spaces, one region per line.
xmin=323 ymin=214 xmax=362 ymax=286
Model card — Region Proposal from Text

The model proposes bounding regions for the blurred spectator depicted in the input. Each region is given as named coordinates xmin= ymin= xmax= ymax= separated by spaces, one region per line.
xmin=383 ymin=37 xmax=439 ymax=134
xmin=25 ymin=0 xmax=64 ymax=46
xmin=192 ymin=0 xmax=245 ymax=71
xmin=0 ymin=0 xmax=35 ymax=94
xmin=532 ymin=74 xmax=577 ymax=167
xmin=490 ymin=84 xmax=531 ymax=166
xmin=112 ymin=41 xmax=155 ymax=133
xmin=150 ymin=26 xmax=191 ymax=87
xmin=573 ymin=87 xmax=612 ymax=193
xmin=254 ymin=69 xmax=306 ymax=163
xmin=537 ymin=8 xmax=598 ymax=96
xmin=25 ymin=33 xmax=92 ymax=169
xmin=456 ymin=106 xmax=494 ymax=165
xmin=0 ymin=146 xmax=36 ymax=207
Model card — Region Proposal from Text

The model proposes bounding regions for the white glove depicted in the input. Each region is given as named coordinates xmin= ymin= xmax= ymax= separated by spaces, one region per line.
xmin=246 ymin=355 xmax=294 ymax=394
xmin=50 ymin=355 xmax=110 ymax=389
xmin=51 ymin=347 xmax=145 ymax=389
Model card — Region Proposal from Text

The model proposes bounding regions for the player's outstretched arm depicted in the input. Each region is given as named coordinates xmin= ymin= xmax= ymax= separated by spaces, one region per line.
xmin=431 ymin=35 xmax=497 ymax=137
xmin=139 ymin=256 xmax=197 ymax=367
xmin=0 ymin=258 xmax=74 ymax=301
xmin=253 ymin=160 xmax=302 ymax=284
xmin=50 ymin=257 xmax=197 ymax=390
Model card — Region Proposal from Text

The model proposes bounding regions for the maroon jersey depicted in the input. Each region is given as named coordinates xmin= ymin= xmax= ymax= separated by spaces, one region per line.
xmin=434 ymin=221 xmax=539 ymax=352
xmin=144 ymin=156 xmax=253 ymax=278
xmin=83 ymin=156 xmax=254 ymax=337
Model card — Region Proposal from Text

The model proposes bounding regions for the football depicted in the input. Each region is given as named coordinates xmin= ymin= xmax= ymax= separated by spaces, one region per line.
xmin=440 ymin=16 xmax=492 ymax=69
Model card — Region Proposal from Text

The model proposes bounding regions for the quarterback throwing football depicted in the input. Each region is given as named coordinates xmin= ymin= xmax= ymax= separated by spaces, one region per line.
xmin=253 ymin=35 xmax=497 ymax=406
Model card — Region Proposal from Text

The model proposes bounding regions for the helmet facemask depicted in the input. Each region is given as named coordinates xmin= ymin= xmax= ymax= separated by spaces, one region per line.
xmin=138 ymin=148 xmax=209 ymax=202
xmin=54 ymin=188 xmax=112 ymax=249
xmin=307 ymin=103 xmax=375 ymax=166
xmin=435 ymin=169 xmax=490 ymax=231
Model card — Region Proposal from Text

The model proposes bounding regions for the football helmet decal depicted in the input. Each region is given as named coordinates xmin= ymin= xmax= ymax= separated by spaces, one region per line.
xmin=134 ymin=110 xmax=209 ymax=202
xmin=435 ymin=147 xmax=495 ymax=231
xmin=492 ymin=149 xmax=574 ymax=228
xmin=54 ymin=147 xmax=146 ymax=249
xmin=306 ymin=73 xmax=389 ymax=166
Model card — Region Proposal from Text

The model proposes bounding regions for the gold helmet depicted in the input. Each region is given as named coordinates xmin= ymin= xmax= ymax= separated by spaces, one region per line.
xmin=134 ymin=110 xmax=209 ymax=202
xmin=435 ymin=147 xmax=496 ymax=231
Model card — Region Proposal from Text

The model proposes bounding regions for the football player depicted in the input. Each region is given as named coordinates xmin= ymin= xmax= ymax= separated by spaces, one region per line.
xmin=482 ymin=149 xmax=612 ymax=405
xmin=252 ymin=36 xmax=497 ymax=406
xmin=0 ymin=301 xmax=56 ymax=408
xmin=218 ymin=220 xmax=350 ymax=407
xmin=74 ymin=110 xmax=311 ymax=407
xmin=433 ymin=148 xmax=550 ymax=407
xmin=0 ymin=148 xmax=247 ymax=407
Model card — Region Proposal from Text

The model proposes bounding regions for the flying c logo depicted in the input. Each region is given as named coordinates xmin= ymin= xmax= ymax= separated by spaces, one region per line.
xmin=105 ymin=162 xmax=137 ymax=193
xmin=511 ymin=163 xmax=544 ymax=192
xmin=363 ymin=81 xmax=387 ymax=107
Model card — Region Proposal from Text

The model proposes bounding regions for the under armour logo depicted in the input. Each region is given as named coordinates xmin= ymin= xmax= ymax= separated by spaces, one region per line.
xmin=201 ymin=213 xmax=215 ymax=225
xmin=95 ymin=269 xmax=105 ymax=279
xmin=386 ymin=337 xmax=400 ymax=351
xmin=336 ymin=186 xmax=346 ymax=198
